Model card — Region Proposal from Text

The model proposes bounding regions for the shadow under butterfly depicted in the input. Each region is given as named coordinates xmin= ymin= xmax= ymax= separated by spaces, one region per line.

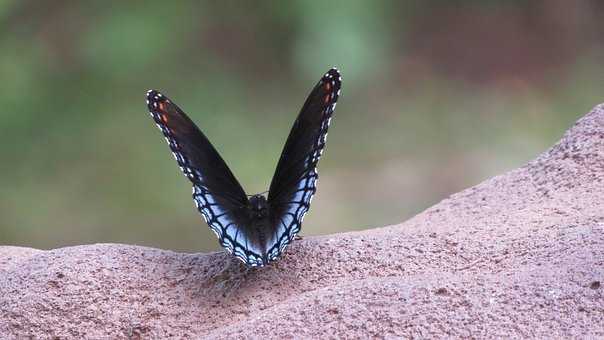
xmin=146 ymin=68 xmax=342 ymax=267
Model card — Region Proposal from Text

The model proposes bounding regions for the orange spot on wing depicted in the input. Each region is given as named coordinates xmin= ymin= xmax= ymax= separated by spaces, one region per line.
xmin=323 ymin=83 xmax=333 ymax=104
xmin=161 ymin=114 xmax=169 ymax=123
xmin=323 ymin=94 xmax=330 ymax=104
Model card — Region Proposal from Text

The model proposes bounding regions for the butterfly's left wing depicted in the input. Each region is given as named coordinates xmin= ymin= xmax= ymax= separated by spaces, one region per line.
xmin=146 ymin=90 xmax=269 ymax=266
xmin=265 ymin=68 xmax=342 ymax=262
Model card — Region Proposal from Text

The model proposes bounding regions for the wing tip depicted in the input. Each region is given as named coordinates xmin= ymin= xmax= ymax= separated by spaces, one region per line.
xmin=146 ymin=89 xmax=164 ymax=101
xmin=146 ymin=89 xmax=171 ymax=111
xmin=322 ymin=68 xmax=342 ymax=89
xmin=325 ymin=67 xmax=342 ymax=80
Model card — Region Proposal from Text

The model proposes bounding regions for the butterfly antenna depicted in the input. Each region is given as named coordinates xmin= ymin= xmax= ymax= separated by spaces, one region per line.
xmin=247 ymin=190 xmax=268 ymax=197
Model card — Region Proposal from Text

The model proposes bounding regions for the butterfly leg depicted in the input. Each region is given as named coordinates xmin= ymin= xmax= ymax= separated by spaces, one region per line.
xmin=294 ymin=234 xmax=303 ymax=241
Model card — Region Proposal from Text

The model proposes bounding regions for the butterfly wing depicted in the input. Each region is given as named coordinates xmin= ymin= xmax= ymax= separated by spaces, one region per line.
xmin=146 ymin=91 xmax=266 ymax=265
xmin=265 ymin=68 xmax=342 ymax=262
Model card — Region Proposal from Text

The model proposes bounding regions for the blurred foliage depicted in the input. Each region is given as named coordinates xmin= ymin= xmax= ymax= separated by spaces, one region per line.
xmin=1 ymin=1 xmax=603 ymax=251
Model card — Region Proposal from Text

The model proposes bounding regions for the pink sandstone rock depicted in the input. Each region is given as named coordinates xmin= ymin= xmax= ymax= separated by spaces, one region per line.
xmin=1 ymin=104 xmax=603 ymax=339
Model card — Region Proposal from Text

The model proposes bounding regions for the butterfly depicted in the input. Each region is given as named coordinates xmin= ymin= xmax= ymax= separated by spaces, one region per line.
xmin=146 ymin=68 xmax=341 ymax=267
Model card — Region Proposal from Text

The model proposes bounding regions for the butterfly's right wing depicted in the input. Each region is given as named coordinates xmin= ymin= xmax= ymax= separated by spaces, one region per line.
xmin=146 ymin=91 xmax=264 ymax=264
xmin=265 ymin=68 xmax=342 ymax=261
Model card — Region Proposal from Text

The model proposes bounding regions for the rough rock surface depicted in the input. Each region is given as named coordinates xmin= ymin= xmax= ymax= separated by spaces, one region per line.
xmin=1 ymin=104 xmax=604 ymax=339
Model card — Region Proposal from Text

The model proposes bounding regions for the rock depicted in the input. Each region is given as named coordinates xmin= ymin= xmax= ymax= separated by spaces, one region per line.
xmin=1 ymin=104 xmax=604 ymax=339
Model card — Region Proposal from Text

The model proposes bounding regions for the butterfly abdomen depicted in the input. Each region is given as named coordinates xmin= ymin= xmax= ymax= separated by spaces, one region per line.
xmin=246 ymin=194 xmax=272 ymax=264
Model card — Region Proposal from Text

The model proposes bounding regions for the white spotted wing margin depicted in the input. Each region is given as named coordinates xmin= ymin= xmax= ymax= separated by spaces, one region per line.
xmin=265 ymin=68 xmax=342 ymax=262
xmin=145 ymin=68 xmax=342 ymax=267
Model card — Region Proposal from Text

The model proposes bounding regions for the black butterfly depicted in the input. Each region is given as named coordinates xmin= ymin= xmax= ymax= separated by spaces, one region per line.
xmin=146 ymin=68 xmax=341 ymax=267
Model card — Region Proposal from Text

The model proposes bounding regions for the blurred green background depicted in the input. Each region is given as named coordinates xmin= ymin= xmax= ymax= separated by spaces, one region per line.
xmin=1 ymin=1 xmax=603 ymax=252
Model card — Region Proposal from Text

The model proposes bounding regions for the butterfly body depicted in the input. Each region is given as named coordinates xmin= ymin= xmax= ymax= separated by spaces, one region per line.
xmin=146 ymin=68 xmax=342 ymax=267
xmin=247 ymin=194 xmax=271 ymax=262
xmin=248 ymin=194 xmax=269 ymax=219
